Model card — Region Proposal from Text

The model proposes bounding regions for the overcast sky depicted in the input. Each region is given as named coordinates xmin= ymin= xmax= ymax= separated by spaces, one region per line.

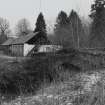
xmin=0 ymin=0 xmax=93 ymax=30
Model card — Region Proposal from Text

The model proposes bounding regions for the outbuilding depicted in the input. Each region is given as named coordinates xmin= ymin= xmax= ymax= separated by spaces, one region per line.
xmin=2 ymin=32 xmax=50 ymax=56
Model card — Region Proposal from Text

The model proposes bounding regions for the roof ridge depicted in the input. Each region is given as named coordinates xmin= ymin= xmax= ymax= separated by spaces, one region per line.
xmin=2 ymin=32 xmax=39 ymax=45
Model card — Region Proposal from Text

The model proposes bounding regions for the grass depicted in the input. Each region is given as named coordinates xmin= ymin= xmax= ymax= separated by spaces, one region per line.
xmin=3 ymin=70 xmax=105 ymax=105
xmin=0 ymin=51 xmax=78 ymax=97
xmin=0 ymin=49 xmax=105 ymax=104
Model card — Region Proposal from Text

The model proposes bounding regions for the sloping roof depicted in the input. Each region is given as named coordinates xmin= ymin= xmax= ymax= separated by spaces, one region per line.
xmin=2 ymin=32 xmax=39 ymax=45
xmin=12 ymin=32 xmax=39 ymax=44
xmin=2 ymin=38 xmax=15 ymax=45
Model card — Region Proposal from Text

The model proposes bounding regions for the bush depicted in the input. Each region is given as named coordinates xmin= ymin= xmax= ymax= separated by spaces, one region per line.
xmin=56 ymin=48 xmax=78 ymax=55
xmin=0 ymin=52 xmax=80 ymax=98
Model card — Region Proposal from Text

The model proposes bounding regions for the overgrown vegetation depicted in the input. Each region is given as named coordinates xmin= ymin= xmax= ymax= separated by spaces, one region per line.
xmin=0 ymin=48 xmax=105 ymax=102
xmin=1 ymin=1 xmax=105 ymax=104
xmin=89 ymin=0 xmax=105 ymax=48
xmin=0 ymin=50 xmax=77 ymax=97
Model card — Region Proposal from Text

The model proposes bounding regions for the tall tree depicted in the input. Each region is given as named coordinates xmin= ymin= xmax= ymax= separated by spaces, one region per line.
xmin=54 ymin=11 xmax=73 ymax=48
xmin=89 ymin=0 xmax=105 ymax=48
xmin=34 ymin=12 xmax=47 ymax=34
xmin=68 ymin=10 xmax=84 ymax=49
xmin=15 ymin=18 xmax=31 ymax=37
xmin=82 ymin=17 xmax=91 ymax=48
xmin=55 ymin=11 xmax=69 ymax=27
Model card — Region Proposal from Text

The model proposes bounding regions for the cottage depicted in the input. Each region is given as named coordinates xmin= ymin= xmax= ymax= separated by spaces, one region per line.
xmin=2 ymin=32 xmax=50 ymax=56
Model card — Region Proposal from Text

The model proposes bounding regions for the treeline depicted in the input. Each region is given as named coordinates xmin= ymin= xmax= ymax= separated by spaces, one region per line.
xmin=0 ymin=12 xmax=47 ymax=44
xmin=49 ymin=10 xmax=88 ymax=49
xmin=0 ymin=0 xmax=105 ymax=49
xmin=89 ymin=0 xmax=105 ymax=48
xmin=49 ymin=0 xmax=105 ymax=48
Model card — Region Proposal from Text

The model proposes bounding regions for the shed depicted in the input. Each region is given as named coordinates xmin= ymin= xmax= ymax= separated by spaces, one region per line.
xmin=2 ymin=32 xmax=50 ymax=56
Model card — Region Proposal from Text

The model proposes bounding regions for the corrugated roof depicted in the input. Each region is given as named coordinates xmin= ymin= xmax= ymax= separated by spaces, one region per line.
xmin=2 ymin=32 xmax=39 ymax=45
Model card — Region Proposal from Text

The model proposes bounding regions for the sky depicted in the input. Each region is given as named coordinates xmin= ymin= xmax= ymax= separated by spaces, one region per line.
xmin=0 ymin=0 xmax=93 ymax=32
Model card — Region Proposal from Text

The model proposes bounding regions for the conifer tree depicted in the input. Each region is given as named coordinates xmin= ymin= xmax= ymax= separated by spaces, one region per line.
xmin=89 ymin=0 xmax=105 ymax=47
xmin=54 ymin=11 xmax=73 ymax=48
xmin=55 ymin=11 xmax=69 ymax=28
xmin=34 ymin=12 xmax=47 ymax=34
xmin=68 ymin=10 xmax=84 ymax=48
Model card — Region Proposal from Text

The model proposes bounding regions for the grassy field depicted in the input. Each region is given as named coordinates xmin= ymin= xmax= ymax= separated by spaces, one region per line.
xmin=2 ymin=69 xmax=105 ymax=105
xmin=0 ymin=50 xmax=105 ymax=105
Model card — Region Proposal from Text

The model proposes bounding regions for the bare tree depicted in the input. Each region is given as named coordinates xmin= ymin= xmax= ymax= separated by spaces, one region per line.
xmin=15 ymin=18 xmax=32 ymax=37
xmin=0 ymin=17 xmax=10 ymax=44
xmin=0 ymin=17 xmax=10 ymax=35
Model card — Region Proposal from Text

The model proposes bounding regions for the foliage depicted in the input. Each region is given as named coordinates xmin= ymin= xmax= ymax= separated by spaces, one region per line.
xmin=53 ymin=10 xmax=84 ymax=49
xmin=89 ymin=0 xmax=105 ymax=47
xmin=34 ymin=12 xmax=47 ymax=34
xmin=81 ymin=18 xmax=91 ymax=48
xmin=68 ymin=10 xmax=84 ymax=49
xmin=15 ymin=18 xmax=32 ymax=37
xmin=0 ymin=51 xmax=79 ymax=96
xmin=0 ymin=17 xmax=10 ymax=44
xmin=54 ymin=11 xmax=73 ymax=48
xmin=55 ymin=11 xmax=69 ymax=27
xmin=0 ymin=17 xmax=10 ymax=35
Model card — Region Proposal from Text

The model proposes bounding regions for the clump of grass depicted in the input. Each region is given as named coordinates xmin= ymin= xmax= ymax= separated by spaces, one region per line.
xmin=0 ymin=52 xmax=80 ymax=98
xmin=1 ymin=49 xmax=104 ymax=104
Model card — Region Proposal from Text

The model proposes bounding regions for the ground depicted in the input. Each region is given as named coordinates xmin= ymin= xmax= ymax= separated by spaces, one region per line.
xmin=2 ymin=69 xmax=105 ymax=105
xmin=0 ymin=51 xmax=105 ymax=105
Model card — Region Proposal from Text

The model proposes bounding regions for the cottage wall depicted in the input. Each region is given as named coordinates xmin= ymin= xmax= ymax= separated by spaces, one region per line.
xmin=24 ymin=44 xmax=35 ymax=56
xmin=38 ymin=45 xmax=62 ymax=53
xmin=10 ymin=44 xmax=24 ymax=56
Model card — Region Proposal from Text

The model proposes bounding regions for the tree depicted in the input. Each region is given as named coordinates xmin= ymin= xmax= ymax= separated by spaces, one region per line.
xmin=0 ymin=17 xmax=10 ymax=44
xmin=55 ymin=11 xmax=69 ymax=27
xmin=34 ymin=12 xmax=47 ymax=34
xmin=54 ymin=11 xmax=73 ymax=48
xmin=89 ymin=0 xmax=105 ymax=47
xmin=15 ymin=18 xmax=31 ymax=37
xmin=68 ymin=10 xmax=84 ymax=49
xmin=82 ymin=17 xmax=91 ymax=48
